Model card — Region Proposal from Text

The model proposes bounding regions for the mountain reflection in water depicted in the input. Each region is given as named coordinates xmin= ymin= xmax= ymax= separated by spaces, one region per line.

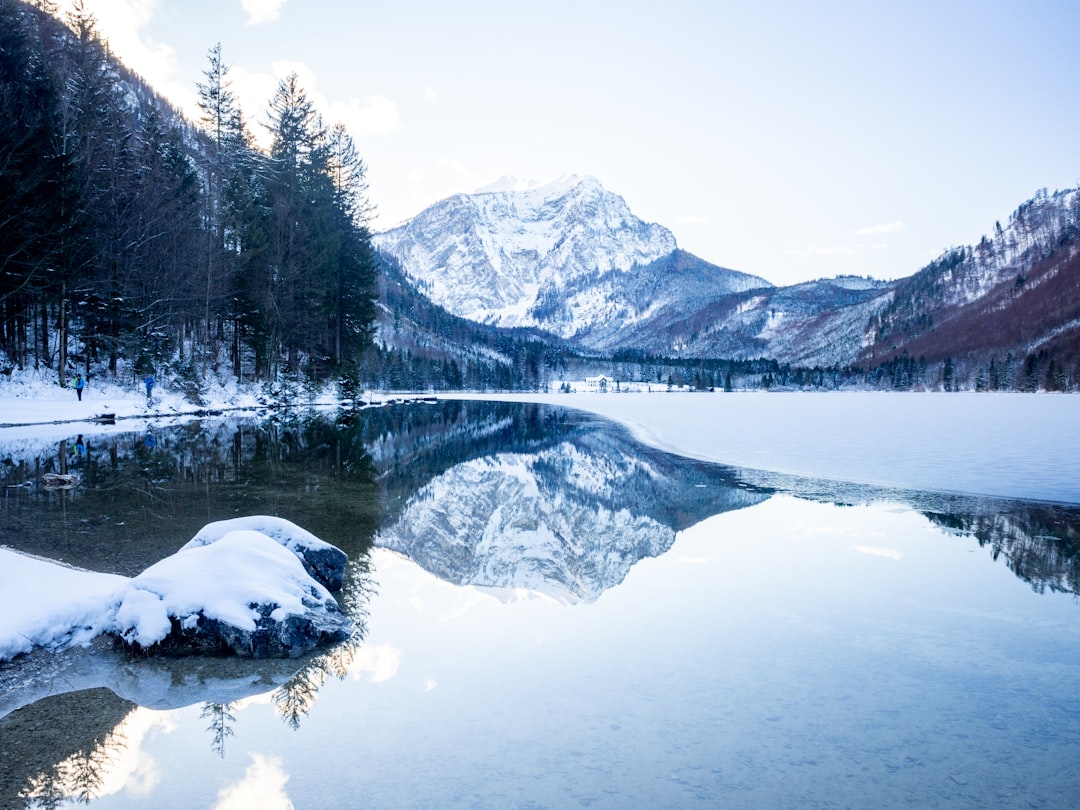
xmin=1 ymin=399 xmax=1080 ymax=807
xmin=376 ymin=427 xmax=767 ymax=602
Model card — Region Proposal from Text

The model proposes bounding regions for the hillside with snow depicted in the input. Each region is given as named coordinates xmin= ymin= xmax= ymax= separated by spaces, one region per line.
xmin=859 ymin=187 xmax=1080 ymax=388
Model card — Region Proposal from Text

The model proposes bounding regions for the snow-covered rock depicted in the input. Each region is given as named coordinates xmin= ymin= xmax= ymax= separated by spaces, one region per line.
xmin=0 ymin=519 xmax=353 ymax=662
xmin=115 ymin=531 xmax=351 ymax=658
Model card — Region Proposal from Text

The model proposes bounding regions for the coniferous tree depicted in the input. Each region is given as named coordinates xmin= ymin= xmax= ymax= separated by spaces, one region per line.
xmin=196 ymin=43 xmax=244 ymax=358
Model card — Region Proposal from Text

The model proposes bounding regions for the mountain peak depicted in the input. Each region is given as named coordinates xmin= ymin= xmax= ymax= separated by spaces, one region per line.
xmin=373 ymin=175 xmax=682 ymax=331
xmin=472 ymin=173 xmax=595 ymax=197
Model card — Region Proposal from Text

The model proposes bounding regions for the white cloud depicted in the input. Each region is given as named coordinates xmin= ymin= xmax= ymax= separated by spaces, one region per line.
xmin=215 ymin=754 xmax=293 ymax=810
xmin=856 ymin=220 xmax=905 ymax=236
xmin=423 ymin=86 xmax=437 ymax=102
xmin=228 ymin=65 xmax=280 ymax=147
xmin=326 ymin=95 xmax=401 ymax=138
xmin=786 ymin=243 xmax=860 ymax=258
xmin=240 ymin=0 xmax=287 ymax=25
xmin=786 ymin=241 xmax=889 ymax=259
xmin=55 ymin=0 xmax=198 ymax=116
xmin=225 ymin=60 xmax=400 ymax=152
xmin=257 ymin=60 xmax=400 ymax=139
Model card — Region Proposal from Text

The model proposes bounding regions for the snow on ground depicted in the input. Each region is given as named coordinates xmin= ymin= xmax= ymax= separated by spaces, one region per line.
xmin=0 ymin=367 xmax=352 ymax=464
xmin=0 ymin=552 xmax=128 ymax=661
xmin=0 ymin=366 xmax=258 ymax=427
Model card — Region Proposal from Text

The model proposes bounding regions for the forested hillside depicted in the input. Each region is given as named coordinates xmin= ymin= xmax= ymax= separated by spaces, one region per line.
xmin=0 ymin=0 xmax=377 ymax=389
xmin=859 ymin=188 xmax=1080 ymax=391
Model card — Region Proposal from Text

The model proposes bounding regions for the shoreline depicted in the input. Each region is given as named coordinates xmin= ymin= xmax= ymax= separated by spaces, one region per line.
xmin=3 ymin=386 xmax=1079 ymax=505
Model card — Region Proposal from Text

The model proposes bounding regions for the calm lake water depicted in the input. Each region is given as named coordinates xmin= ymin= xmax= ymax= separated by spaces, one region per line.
xmin=1 ymin=399 xmax=1079 ymax=808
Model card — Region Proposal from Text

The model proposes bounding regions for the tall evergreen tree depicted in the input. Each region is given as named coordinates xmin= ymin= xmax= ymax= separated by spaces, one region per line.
xmin=196 ymin=43 xmax=244 ymax=358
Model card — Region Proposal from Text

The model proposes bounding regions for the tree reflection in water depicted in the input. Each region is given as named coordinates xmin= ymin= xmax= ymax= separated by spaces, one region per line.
xmin=200 ymin=702 xmax=237 ymax=759
xmin=2 ymin=689 xmax=133 ymax=809
xmin=272 ymin=553 xmax=374 ymax=730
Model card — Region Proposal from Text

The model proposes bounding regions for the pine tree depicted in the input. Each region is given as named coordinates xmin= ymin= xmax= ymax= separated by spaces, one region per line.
xmin=196 ymin=43 xmax=245 ymax=359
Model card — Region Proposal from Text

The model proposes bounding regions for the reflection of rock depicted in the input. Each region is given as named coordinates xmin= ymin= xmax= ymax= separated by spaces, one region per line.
xmin=0 ymin=650 xmax=319 ymax=807
xmin=0 ymin=686 xmax=134 ymax=810
xmin=0 ymin=640 xmax=310 ymax=720
xmin=377 ymin=429 xmax=768 ymax=602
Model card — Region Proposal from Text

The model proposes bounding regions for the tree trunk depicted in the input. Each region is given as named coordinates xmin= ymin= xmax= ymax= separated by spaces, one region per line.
xmin=39 ymin=301 xmax=48 ymax=369
xmin=58 ymin=284 xmax=67 ymax=387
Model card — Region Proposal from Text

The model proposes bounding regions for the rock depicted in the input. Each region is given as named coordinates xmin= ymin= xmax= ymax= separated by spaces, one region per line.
xmin=121 ymin=600 xmax=352 ymax=659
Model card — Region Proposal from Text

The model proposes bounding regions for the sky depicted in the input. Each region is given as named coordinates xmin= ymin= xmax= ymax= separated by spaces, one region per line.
xmin=50 ymin=0 xmax=1080 ymax=287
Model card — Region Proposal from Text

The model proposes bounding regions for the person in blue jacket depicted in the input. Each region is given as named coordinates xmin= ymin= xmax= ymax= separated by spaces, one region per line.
xmin=144 ymin=373 xmax=155 ymax=400
xmin=74 ymin=374 xmax=85 ymax=401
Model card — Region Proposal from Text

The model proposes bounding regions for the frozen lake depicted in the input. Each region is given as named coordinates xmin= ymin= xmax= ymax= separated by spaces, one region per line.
xmin=1 ymin=396 xmax=1079 ymax=808
xmin=448 ymin=391 xmax=1080 ymax=504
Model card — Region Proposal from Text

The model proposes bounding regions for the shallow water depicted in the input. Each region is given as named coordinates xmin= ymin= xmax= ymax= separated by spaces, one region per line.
xmin=1 ymin=400 xmax=1079 ymax=808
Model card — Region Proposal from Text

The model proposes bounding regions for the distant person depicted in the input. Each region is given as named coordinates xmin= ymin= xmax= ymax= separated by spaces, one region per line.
xmin=74 ymin=434 xmax=86 ymax=458
xmin=144 ymin=373 xmax=155 ymax=401
xmin=144 ymin=431 xmax=156 ymax=449
xmin=74 ymin=374 xmax=85 ymax=401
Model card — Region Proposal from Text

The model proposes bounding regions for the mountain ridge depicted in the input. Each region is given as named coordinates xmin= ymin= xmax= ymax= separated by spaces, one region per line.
xmin=373 ymin=175 xmax=1080 ymax=388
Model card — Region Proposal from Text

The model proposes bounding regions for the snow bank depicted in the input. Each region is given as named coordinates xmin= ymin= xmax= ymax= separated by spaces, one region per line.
xmin=0 ymin=551 xmax=127 ymax=661
xmin=0 ymin=519 xmax=352 ymax=663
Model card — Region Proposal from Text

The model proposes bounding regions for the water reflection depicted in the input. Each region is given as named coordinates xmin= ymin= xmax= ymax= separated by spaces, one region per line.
xmin=1 ymin=400 xmax=1079 ymax=807
xmin=376 ymin=426 xmax=767 ymax=602
xmin=733 ymin=467 xmax=1080 ymax=598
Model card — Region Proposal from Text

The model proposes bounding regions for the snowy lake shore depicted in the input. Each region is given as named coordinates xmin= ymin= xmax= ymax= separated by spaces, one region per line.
xmin=1 ymin=377 xmax=1078 ymax=504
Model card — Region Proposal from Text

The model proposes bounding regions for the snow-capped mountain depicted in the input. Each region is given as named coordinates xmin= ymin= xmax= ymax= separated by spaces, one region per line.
xmin=371 ymin=174 xmax=900 ymax=366
xmin=602 ymin=274 xmax=898 ymax=366
xmin=372 ymin=175 xmax=770 ymax=341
